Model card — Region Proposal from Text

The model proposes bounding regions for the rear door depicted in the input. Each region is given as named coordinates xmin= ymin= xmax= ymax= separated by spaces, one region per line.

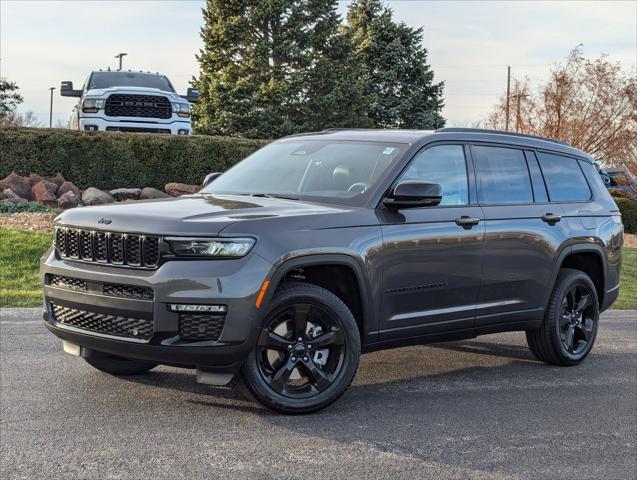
xmin=472 ymin=144 xmax=570 ymax=326
xmin=378 ymin=143 xmax=485 ymax=339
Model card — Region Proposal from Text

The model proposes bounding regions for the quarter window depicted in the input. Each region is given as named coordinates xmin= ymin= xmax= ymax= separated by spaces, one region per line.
xmin=537 ymin=152 xmax=591 ymax=202
xmin=399 ymin=145 xmax=469 ymax=206
xmin=473 ymin=146 xmax=533 ymax=204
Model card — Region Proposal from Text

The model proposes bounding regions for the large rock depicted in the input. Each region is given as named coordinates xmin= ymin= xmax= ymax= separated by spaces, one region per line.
xmin=139 ymin=187 xmax=170 ymax=199
xmin=32 ymin=180 xmax=58 ymax=207
xmin=0 ymin=172 xmax=32 ymax=200
xmin=58 ymin=191 xmax=81 ymax=209
xmin=110 ymin=188 xmax=141 ymax=201
xmin=58 ymin=181 xmax=81 ymax=197
xmin=82 ymin=187 xmax=115 ymax=205
xmin=165 ymin=182 xmax=201 ymax=197
xmin=2 ymin=189 xmax=27 ymax=204
xmin=28 ymin=173 xmax=44 ymax=186
xmin=49 ymin=173 xmax=66 ymax=189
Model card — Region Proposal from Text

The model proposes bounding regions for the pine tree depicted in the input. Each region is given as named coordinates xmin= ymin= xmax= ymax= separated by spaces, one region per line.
xmin=344 ymin=0 xmax=445 ymax=129
xmin=0 ymin=79 xmax=24 ymax=120
xmin=193 ymin=0 xmax=370 ymax=138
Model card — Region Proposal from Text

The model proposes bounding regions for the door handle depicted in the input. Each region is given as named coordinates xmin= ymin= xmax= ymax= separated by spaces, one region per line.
xmin=455 ymin=216 xmax=480 ymax=229
xmin=542 ymin=213 xmax=562 ymax=224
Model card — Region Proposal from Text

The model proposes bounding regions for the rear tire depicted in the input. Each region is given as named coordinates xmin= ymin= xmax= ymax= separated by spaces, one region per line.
xmin=84 ymin=350 xmax=158 ymax=375
xmin=526 ymin=268 xmax=599 ymax=366
xmin=240 ymin=282 xmax=360 ymax=414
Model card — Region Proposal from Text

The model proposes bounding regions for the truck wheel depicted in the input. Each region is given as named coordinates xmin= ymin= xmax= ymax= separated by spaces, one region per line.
xmin=84 ymin=350 xmax=158 ymax=375
xmin=241 ymin=282 xmax=361 ymax=414
xmin=526 ymin=268 xmax=599 ymax=366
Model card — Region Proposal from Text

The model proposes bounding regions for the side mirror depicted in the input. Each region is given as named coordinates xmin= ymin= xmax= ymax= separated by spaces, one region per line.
xmin=383 ymin=180 xmax=442 ymax=209
xmin=203 ymin=172 xmax=222 ymax=187
xmin=60 ymin=81 xmax=82 ymax=97
xmin=182 ymin=88 xmax=200 ymax=103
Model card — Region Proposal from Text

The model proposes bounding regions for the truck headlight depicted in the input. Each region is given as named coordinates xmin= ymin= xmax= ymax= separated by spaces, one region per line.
xmin=82 ymin=98 xmax=105 ymax=113
xmin=171 ymin=102 xmax=190 ymax=118
xmin=166 ymin=237 xmax=255 ymax=258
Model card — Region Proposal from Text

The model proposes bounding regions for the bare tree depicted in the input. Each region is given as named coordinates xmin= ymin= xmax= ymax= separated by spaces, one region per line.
xmin=54 ymin=118 xmax=70 ymax=129
xmin=8 ymin=111 xmax=44 ymax=128
xmin=487 ymin=47 xmax=637 ymax=169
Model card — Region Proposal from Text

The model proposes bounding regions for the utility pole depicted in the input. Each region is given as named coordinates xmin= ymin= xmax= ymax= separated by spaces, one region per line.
xmin=48 ymin=87 xmax=55 ymax=128
xmin=505 ymin=66 xmax=511 ymax=131
xmin=511 ymin=93 xmax=529 ymax=133
xmin=114 ymin=52 xmax=127 ymax=71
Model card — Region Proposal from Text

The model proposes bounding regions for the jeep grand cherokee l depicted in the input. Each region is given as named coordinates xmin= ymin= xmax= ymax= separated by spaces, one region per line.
xmin=41 ymin=128 xmax=623 ymax=414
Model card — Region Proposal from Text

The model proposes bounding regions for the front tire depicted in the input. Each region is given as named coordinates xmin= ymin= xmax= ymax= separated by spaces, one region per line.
xmin=241 ymin=282 xmax=361 ymax=414
xmin=526 ymin=268 xmax=599 ymax=366
xmin=84 ymin=349 xmax=158 ymax=375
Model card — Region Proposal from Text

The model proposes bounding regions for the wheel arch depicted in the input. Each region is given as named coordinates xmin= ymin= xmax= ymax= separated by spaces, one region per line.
xmin=547 ymin=243 xmax=608 ymax=310
xmin=261 ymin=254 xmax=375 ymax=344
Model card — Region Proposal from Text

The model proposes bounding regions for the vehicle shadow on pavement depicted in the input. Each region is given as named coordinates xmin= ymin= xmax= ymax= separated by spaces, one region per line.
xmin=429 ymin=339 xmax=537 ymax=361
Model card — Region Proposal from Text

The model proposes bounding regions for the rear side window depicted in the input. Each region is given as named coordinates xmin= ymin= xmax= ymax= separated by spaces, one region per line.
xmin=399 ymin=144 xmax=469 ymax=206
xmin=537 ymin=152 xmax=591 ymax=202
xmin=473 ymin=146 xmax=533 ymax=204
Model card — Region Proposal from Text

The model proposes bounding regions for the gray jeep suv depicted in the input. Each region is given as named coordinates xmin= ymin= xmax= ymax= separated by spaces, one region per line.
xmin=41 ymin=128 xmax=623 ymax=413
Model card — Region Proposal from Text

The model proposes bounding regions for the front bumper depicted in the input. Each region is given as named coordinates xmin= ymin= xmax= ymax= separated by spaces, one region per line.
xmin=79 ymin=116 xmax=191 ymax=135
xmin=41 ymin=248 xmax=273 ymax=371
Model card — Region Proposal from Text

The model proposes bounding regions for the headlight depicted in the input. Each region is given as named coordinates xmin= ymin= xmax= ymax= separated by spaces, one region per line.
xmin=82 ymin=97 xmax=105 ymax=113
xmin=166 ymin=237 xmax=255 ymax=258
xmin=171 ymin=102 xmax=190 ymax=118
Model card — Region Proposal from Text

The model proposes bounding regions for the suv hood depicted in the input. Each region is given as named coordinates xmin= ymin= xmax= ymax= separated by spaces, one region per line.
xmin=54 ymin=194 xmax=357 ymax=236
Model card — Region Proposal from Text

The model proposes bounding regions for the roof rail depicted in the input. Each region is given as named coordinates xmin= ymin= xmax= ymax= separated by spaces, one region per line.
xmin=435 ymin=128 xmax=568 ymax=146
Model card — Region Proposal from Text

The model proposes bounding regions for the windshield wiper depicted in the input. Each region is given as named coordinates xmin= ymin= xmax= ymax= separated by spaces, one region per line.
xmin=249 ymin=193 xmax=300 ymax=200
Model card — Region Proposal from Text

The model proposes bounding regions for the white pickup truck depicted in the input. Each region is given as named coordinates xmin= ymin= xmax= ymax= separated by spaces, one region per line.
xmin=60 ymin=70 xmax=199 ymax=135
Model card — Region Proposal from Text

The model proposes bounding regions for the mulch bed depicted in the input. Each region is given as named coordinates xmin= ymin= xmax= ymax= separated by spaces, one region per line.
xmin=0 ymin=213 xmax=56 ymax=233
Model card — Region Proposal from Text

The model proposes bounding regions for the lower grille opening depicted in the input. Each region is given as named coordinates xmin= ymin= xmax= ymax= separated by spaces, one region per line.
xmin=51 ymin=304 xmax=153 ymax=341
xmin=178 ymin=313 xmax=225 ymax=341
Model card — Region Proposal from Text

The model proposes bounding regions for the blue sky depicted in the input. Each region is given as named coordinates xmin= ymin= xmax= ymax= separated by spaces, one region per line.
xmin=1 ymin=0 xmax=635 ymax=127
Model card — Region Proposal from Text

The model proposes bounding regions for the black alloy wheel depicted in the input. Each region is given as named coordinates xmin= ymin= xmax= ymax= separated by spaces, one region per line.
xmin=526 ymin=268 xmax=599 ymax=366
xmin=241 ymin=282 xmax=360 ymax=414
xmin=256 ymin=303 xmax=346 ymax=398
xmin=559 ymin=283 xmax=596 ymax=355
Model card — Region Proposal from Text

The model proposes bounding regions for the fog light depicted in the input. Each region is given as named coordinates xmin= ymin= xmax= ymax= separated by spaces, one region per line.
xmin=177 ymin=129 xmax=189 ymax=135
xmin=84 ymin=125 xmax=98 ymax=131
xmin=168 ymin=304 xmax=226 ymax=313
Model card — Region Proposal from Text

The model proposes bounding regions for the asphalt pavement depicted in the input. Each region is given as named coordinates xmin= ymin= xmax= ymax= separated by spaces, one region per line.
xmin=1 ymin=308 xmax=636 ymax=480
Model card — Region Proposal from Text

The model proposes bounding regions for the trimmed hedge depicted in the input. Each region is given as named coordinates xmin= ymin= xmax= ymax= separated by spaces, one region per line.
xmin=0 ymin=126 xmax=268 ymax=190
xmin=615 ymin=198 xmax=637 ymax=234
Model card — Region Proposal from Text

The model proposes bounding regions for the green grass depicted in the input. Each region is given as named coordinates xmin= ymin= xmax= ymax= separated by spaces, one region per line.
xmin=0 ymin=228 xmax=635 ymax=310
xmin=0 ymin=229 xmax=52 ymax=307
xmin=615 ymin=247 xmax=637 ymax=310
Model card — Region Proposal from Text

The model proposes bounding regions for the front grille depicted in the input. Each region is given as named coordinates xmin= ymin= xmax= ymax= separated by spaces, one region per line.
xmin=55 ymin=227 xmax=161 ymax=269
xmin=105 ymin=127 xmax=171 ymax=134
xmin=103 ymin=282 xmax=154 ymax=300
xmin=178 ymin=313 xmax=225 ymax=341
xmin=51 ymin=304 xmax=153 ymax=340
xmin=48 ymin=274 xmax=87 ymax=291
xmin=46 ymin=274 xmax=154 ymax=300
xmin=105 ymin=94 xmax=172 ymax=119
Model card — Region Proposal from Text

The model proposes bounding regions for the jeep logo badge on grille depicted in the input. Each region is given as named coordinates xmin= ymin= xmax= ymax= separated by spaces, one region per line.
xmin=98 ymin=218 xmax=112 ymax=225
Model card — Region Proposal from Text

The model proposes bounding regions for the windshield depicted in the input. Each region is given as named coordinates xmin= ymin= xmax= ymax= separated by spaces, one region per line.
xmin=88 ymin=72 xmax=174 ymax=92
xmin=202 ymin=139 xmax=406 ymax=205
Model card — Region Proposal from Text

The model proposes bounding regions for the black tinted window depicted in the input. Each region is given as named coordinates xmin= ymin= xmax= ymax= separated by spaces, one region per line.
xmin=89 ymin=72 xmax=174 ymax=92
xmin=399 ymin=145 xmax=469 ymax=206
xmin=473 ymin=146 xmax=533 ymax=204
xmin=537 ymin=152 xmax=591 ymax=202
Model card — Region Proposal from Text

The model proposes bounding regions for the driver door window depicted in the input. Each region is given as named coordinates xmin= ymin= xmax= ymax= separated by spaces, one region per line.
xmin=398 ymin=145 xmax=469 ymax=206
